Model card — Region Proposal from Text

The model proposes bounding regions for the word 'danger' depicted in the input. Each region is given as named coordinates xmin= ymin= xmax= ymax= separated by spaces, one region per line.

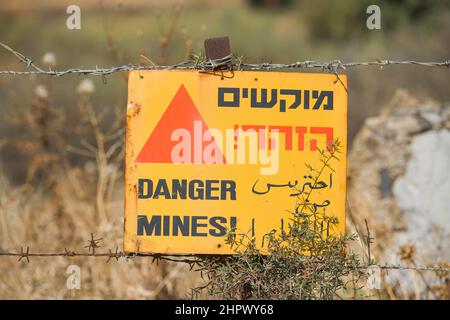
xmin=125 ymin=70 xmax=347 ymax=255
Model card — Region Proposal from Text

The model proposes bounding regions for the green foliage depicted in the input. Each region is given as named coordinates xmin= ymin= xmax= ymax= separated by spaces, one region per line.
xmin=294 ymin=0 xmax=448 ymax=40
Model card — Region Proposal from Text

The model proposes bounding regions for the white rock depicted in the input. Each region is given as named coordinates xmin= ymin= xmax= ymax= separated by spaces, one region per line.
xmin=393 ymin=129 xmax=450 ymax=230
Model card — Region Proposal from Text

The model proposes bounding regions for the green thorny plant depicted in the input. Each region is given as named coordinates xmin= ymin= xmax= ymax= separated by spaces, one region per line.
xmin=192 ymin=139 xmax=366 ymax=300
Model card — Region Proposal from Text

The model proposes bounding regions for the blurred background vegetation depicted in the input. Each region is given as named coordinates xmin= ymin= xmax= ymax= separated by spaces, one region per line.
xmin=0 ymin=0 xmax=449 ymax=299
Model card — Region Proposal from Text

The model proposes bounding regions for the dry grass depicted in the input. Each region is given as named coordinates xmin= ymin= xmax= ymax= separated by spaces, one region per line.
xmin=0 ymin=77 xmax=203 ymax=299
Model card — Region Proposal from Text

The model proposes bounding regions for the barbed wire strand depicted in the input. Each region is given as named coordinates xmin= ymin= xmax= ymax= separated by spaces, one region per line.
xmin=0 ymin=235 xmax=449 ymax=273
xmin=0 ymin=41 xmax=449 ymax=77
xmin=0 ymin=234 xmax=202 ymax=265
xmin=0 ymin=249 xmax=448 ymax=272
xmin=0 ymin=249 xmax=202 ymax=264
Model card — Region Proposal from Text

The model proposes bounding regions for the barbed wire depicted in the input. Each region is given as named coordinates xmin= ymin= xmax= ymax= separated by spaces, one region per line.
xmin=0 ymin=233 xmax=448 ymax=273
xmin=0 ymin=249 xmax=202 ymax=265
xmin=1 ymin=59 xmax=448 ymax=77
xmin=0 ymin=41 xmax=449 ymax=77
xmin=373 ymin=264 xmax=449 ymax=272
xmin=0 ymin=234 xmax=201 ymax=265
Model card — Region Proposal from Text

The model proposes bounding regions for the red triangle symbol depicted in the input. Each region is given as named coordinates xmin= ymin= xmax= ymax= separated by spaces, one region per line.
xmin=135 ymin=84 xmax=226 ymax=164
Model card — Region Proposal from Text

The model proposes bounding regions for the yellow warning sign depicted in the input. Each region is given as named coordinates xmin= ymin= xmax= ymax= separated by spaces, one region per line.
xmin=124 ymin=70 xmax=347 ymax=255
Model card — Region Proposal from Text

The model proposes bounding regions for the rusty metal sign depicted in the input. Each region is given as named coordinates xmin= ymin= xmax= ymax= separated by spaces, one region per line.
xmin=124 ymin=70 xmax=347 ymax=255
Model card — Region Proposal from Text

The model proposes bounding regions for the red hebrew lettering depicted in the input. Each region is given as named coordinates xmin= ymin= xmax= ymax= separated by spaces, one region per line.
xmin=269 ymin=125 xmax=293 ymax=150
xmin=295 ymin=126 xmax=307 ymax=151
xmin=309 ymin=127 xmax=333 ymax=151
xmin=236 ymin=125 xmax=267 ymax=150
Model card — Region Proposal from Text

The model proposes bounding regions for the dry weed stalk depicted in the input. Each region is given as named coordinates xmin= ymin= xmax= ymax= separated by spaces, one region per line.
xmin=156 ymin=4 xmax=182 ymax=65
xmin=72 ymin=89 xmax=125 ymax=223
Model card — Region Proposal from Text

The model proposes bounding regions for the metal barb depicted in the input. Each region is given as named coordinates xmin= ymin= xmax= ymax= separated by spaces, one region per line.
xmin=18 ymin=246 xmax=30 ymax=263
xmin=85 ymin=233 xmax=103 ymax=255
